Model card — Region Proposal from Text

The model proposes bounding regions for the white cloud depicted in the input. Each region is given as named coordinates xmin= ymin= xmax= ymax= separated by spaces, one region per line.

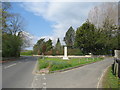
xmin=21 ymin=2 xmax=101 ymax=45
xmin=3 ymin=0 xmax=119 ymax=2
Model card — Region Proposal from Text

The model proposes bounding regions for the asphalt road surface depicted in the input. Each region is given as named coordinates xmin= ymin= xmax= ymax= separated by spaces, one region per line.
xmin=2 ymin=56 xmax=114 ymax=88
xmin=2 ymin=56 xmax=37 ymax=88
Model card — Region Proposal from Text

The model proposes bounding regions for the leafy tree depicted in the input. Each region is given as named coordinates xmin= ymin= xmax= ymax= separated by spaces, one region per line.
xmin=75 ymin=20 xmax=97 ymax=54
xmin=64 ymin=26 xmax=75 ymax=48
xmin=33 ymin=44 xmax=38 ymax=55
xmin=101 ymin=16 xmax=118 ymax=54
xmin=36 ymin=38 xmax=45 ymax=55
xmin=46 ymin=39 xmax=53 ymax=52
xmin=88 ymin=2 xmax=119 ymax=54
xmin=41 ymin=42 xmax=47 ymax=55
xmin=2 ymin=33 xmax=22 ymax=57
xmin=33 ymin=38 xmax=53 ymax=55
xmin=55 ymin=38 xmax=63 ymax=54
xmin=55 ymin=38 xmax=61 ymax=51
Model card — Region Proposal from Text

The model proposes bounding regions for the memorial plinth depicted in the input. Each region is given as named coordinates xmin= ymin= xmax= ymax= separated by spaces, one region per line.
xmin=63 ymin=46 xmax=69 ymax=60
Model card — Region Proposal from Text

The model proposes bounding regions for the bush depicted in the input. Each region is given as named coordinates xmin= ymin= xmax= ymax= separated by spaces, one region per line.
xmin=68 ymin=48 xmax=83 ymax=55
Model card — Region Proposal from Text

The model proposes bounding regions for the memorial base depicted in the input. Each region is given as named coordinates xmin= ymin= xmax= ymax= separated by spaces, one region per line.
xmin=63 ymin=57 xmax=69 ymax=60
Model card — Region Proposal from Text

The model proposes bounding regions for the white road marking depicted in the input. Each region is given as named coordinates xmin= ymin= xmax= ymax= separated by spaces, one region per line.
xmin=31 ymin=76 xmax=38 ymax=88
xmin=43 ymin=77 xmax=46 ymax=80
xmin=42 ymin=73 xmax=45 ymax=76
xmin=4 ymin=63 xmax=16 ymax=69
xmin=42 ymin=86 xmax=46 ymax=89
xmin=32 ymin=60 xmax=38 ymax=75
xmin=43 ymin=83 xmax=46 ymax=85
xmin=97 ymin=65 xmax=110 ymax=88
xmin=42 ymin=88 xmax=46 ymax=90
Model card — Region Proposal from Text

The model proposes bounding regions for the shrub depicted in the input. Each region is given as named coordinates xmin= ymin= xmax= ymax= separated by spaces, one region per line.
xmin=68 ymin=48 xmax=83 ymax=55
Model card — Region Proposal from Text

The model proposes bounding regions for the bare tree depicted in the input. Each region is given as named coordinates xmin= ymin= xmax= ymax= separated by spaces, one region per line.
xmin=7 ymin=14 xmax=32 ymax=50
xmin=88 ymin=2 xmax=118 ymax=28
xmin=19 ymin=31 xmax=33 ymax=50
xmin=7 ymin=14 xmax=26 ymax=35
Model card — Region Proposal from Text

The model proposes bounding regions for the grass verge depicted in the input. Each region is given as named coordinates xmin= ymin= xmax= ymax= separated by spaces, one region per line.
xmin=38 ymin=57 xmax=103 ymax=72
xmin=102 ymin=66 xmax=119 ymax=88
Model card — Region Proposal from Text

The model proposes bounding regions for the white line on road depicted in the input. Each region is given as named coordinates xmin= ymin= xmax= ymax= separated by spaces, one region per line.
xmin=4 ymin=63 xmax=17 ymax=69
xmin=31 ymin=76 xmax=37 ymax=88
xmin=42 ymin=87 xmax=46 ymax=90
xmin=43 ymin=77 xmax=46 ymax=80
xmin=97 ymin=65 xmax=111 ymax=88
xmin=42 ymin=73 xmax=45 ymax=76
xmin=43 ymin=83 xmax=46 ymax=86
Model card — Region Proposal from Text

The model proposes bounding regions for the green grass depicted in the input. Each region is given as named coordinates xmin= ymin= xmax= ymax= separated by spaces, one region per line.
xmin=20 ymin=50 xmax=33 ymax=56
xmin=102 ymin=66 xmax=119 ymax=88
xmin=38 ymin=57 xmax=103 ymax=72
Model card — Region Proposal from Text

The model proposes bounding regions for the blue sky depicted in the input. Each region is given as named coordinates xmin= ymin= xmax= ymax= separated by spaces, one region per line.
xmin=10 ymin=2 xmax=101 ymax=50
xmin=11 ymin=2 xmax=53 ymax=37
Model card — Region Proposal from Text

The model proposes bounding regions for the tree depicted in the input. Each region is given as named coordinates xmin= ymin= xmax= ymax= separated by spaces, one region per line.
xmin=33 ymin=38 xmax=53 ymax=55
xmin=6 ymin=14 xmax=25 ymax=35
xmin=41 ymin=42 xmax=47 ymax=55
xmin=2 ymin=2 xmax=12 ymax=32
xmin=33 ymin=44 xmax=38 ymax=55
xmin=98 ymin=16 xmax=118 ymax=54
xmin=88 ymin=2 xmax=119 ymax=55
xmin=88 ymin=2 xmax=118 ymax=28
xmin=36 ymin=38 xmax=45 ymax=55
xmin=75 ymin=20 xmax=97 ymax=54
xmin=2 ymin=33 xmax=22 ymax=57
xmin=46 ymin=39 xmax=53 ymax=52
xmin=64 ymin=26 xmax=75 ymax=48
xmin=2 ymin=2 xmax=29 ymax=57
xmin=55 ymin=38 xmax=62 ymax=54
xmin=55 ymin=38 xmax=61 ymax=50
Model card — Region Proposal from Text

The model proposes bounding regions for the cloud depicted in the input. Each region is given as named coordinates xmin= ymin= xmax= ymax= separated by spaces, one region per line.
xmin=20 ymin=2 xmax=100 ymax=45
xmin=3 ymin=0 xmax=119 ymax=2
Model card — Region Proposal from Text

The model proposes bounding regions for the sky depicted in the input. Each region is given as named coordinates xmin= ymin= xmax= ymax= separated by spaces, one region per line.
xmin=10 ymin=2 xmax=102 ymax=50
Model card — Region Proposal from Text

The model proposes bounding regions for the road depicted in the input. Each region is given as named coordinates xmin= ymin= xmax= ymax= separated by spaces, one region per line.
xmin=2 ymin=56 xmax=37 ymax=88
xmin=2 ymin=56 xmax=114 ymax=88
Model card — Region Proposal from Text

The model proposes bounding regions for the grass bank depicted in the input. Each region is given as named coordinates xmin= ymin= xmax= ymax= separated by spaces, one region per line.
xmin=102 ymin=66 xmax=119 ymax=88
xmin=38 ymin=57 xmax=103 ymax=72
